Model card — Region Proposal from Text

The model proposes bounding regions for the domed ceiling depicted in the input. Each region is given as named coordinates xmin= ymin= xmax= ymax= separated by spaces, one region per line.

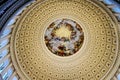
xmin=10 ymin=0 xmax=120 ymax=80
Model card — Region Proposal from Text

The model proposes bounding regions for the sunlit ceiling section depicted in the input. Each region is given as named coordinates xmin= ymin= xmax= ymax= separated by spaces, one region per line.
xmin=102 ymin=0 xmax=120 ymax=21
xmin=0 ymin=0 xmax=34 ymax=80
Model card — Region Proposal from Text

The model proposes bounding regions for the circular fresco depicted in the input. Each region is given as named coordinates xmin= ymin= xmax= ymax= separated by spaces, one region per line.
xmin=44 ymin=19 xmax=84 ymax=56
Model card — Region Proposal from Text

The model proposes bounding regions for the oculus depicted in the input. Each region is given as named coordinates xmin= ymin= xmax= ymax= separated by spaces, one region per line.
xmin=44 ymin=19 xmax=84 ymax=56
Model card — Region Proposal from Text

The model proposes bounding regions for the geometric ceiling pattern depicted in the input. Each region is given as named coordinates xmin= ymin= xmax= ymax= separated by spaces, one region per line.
xmin=0 ymin=0 xmax=120 ymax=80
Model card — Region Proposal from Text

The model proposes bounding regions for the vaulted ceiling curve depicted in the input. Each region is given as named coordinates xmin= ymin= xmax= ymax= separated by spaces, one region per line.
xmin=10 ymin=0 xmax=120 ymax=80
xmin=0 ymin=0 xmax=120 ymax=80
